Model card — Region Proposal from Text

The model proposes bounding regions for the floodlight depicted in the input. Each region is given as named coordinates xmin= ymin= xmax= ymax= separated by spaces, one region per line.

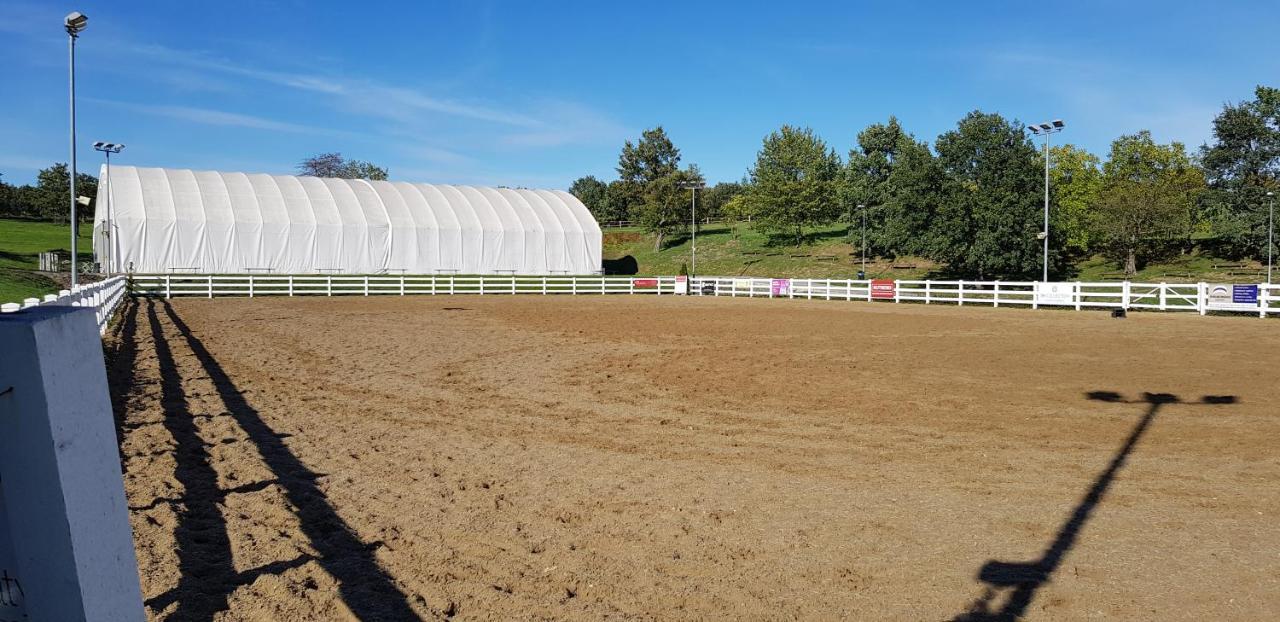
xmin=76 ymin=195 xmax=92 ymax=206
xmin=1028 ymin=126 xmax=1041 ymax=135
xmin=1052 ymin=119 xmax=1065 ymax=128
xmin=64 ymin=12 xmax=88 ymax=34
xmin=1038 ymin=123 xmax=1053 ymax=131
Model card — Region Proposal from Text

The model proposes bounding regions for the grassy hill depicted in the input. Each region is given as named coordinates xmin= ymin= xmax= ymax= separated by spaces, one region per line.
xmin=0 ymin=219 xmax=93 ymax=303
xmin=603 ymin=222 xmax=1270 ymax=283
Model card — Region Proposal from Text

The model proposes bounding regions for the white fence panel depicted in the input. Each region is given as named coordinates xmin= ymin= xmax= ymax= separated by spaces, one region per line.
xmin=1 ymin=276 xmax=129 ymax=335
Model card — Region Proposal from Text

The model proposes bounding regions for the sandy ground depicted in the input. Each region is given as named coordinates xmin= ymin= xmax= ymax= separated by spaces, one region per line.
xmin=105 ymin=295 xmax=1280 ymax=621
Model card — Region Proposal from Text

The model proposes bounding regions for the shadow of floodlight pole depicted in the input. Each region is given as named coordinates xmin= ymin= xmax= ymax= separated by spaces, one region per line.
xmin=953 ymin=391 xmax=1236 ymax=622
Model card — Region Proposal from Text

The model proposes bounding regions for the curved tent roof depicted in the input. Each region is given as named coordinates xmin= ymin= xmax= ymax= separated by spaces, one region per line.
xmin=92 ymin=166 xmax=602 ymax=275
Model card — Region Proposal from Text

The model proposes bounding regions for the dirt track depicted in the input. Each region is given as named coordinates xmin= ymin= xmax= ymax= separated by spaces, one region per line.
xmin=106 ymin=295 xmax=1280 ymax=620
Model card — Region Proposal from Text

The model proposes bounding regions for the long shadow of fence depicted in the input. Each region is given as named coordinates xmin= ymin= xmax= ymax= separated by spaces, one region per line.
xmin=115 ymin=299 xmax=419 ymax=620
xmin=953 ymin=391 xmax=1236 ymax=621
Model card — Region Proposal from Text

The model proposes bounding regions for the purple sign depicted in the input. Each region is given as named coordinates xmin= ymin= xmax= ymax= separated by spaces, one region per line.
xmin=771 ymin=278 xmax=790 ymax=296
xmin=1233 ymin=285 xmax=1259 ymax=304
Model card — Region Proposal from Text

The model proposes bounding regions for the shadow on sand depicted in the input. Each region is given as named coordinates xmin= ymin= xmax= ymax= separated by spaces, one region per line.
xmin=112 ymin=299 xmax=420 ymax=621
xmin=952 ymin=391 xmax=1237 ymax=621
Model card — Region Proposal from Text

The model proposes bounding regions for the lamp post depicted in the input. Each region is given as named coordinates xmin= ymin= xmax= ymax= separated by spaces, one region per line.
xmin=858 ymin=203 xmax=867 ymax=279
xmin=1268 ymin=191 xmax=1275 ymax=284
xmin=1028 ymin=119 xmax=1065 ymax=282
xmin=93 ymin=142 xmax=124 ymax=273
xmin=677 ymin=181 xmax=705 ymax=275
xmin=65 ymin=11 xmax=88 ymax=286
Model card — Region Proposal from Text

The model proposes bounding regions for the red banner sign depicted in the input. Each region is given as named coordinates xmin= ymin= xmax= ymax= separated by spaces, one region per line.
xmin=871 ymin=279 xmax=896 ymax=300
xmin=633 ymin=278 xmax=659 ymax=288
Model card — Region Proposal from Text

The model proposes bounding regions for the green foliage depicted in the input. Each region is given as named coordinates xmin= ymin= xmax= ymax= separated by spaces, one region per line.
xmin=744 ymin=125 xmax=842 ymax=245
xmin=842 ymin=117 xmax=943 ymax=257
xmin=700 ymin=181 xmax=745 ymax=219
xmin=636 ymin=167 xmax=704 ymax=251
xmin=932 ymin=111 xmax=1047 ymax=279
xmin=297 ymin=152 xmax=389 ymax=180
xmin=0 ymin=163 xmax=99 ymax=222
xmin=1048 ymin=144 xmax=1103 ymax=254
xmin=569 ymin=175 xmax=611 ymax=220
xmin=617 ymin=127 xmax=681 ymax=184
xmin=1092 ymin=131 xmax=1205 ymax=275
xmin=1199 ymin=85 xmax=1280 ymax=257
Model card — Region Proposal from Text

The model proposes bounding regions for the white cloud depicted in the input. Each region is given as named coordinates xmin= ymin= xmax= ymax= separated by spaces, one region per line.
xmin=85 ymin=97 xmax=357 ymax=138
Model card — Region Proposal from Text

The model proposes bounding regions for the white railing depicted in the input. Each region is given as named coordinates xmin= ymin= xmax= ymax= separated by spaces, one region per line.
xmin=1 ymin=276 xmax=130 ymax=335
xmin=121 ymin=273 xmax=1280 ymax=318
xmin=130 ymin=274 xmax=681 ymax=298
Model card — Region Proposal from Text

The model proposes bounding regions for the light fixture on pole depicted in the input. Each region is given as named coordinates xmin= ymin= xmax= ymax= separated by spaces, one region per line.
xmin=94 ymin=142 xmax=124 ymax=274
xmin=677 ymin=180 xmax=706 ymax=276
xmin=1268 ymin=190 xmax=1275 ymax=284
xmin=857 ymin=204 xmax=867 ymax=279
xmin=1028 ymin=119 xmax=1065 ymax=282
xmin=66 ymin=11 xmax=88 ymax=286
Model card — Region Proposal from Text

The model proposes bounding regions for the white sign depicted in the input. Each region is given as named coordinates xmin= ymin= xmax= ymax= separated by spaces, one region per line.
xmin=1036 ymin=282 xmax=1075 ymax=305
xmin=674 ymin=275 xmax=688 ymax=295
xmin=1206 ymin=283 xmax=1260 ymax=311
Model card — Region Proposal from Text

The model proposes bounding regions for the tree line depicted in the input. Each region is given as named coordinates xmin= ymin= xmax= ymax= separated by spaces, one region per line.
xmin=572 ymin=85 xmax=1279 ymax=279
xmin=0 ymin=164 xmax=99 ymax=223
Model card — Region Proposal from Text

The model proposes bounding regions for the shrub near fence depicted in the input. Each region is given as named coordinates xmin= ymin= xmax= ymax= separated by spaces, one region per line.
xmin=122 ymin=273 xmax=1280 ymax=318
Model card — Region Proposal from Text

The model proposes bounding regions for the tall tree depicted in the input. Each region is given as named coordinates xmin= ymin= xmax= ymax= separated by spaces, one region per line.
xmin=744 ymin=125 xmax=842 ymax=245
xmin=636 ymin=167 xmax=704 ymax=251
xmin=842 ymin=117 xmax=943 ymax=257
xmin=297 ymin=153 xmax=389 ymax=180
xmin=613 ymin=127 xmax=682 ymax=222
xmin=569 ymin=175 xmax=610 ymax=221
xmin=931 ymin=111 xmax=1046 ymax=279
xmin=1199 ymin=85 xmax=1280 ymax=258
xmin=1048 ymin=144 xmax=1104 ymax=255
xmin=1092 ymin=131 xmax=1205 ymax=276
xmin=699 ymin=181 xmax=745 ymax=220
xmin=32 ymin=163 xmax=98 ymax=223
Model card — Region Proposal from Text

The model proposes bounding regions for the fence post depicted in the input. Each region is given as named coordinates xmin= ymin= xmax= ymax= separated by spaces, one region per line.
xmin=249 ymin=274 xmax=255 ymax=298
xmin=1122 ymin=280 xmax=1131 ymax=309
xmin=542 ymin=276 xmax=547 ymax=295
xmin=1198 ymin=282 xmax=1207 ymax=315
xmin=894 ymin=280 xmax=901 ymax=304
xmin=925 ymin=280 xmax=931 ymax=304
xmin=958 ymin=280 xmax=964 ymax=306
xmin=1074 ymin=281 xmax=1082 ymax=311
xmin=992 ymin=281 xmax=999 ymax=307
xmin=400 ymin=275 xmax=405 ymax=296
xmin=572 ymin=277 xmax=577 ymax=296
xmin=165 ymin=274 xmax=171 ymax=299
xmin=207 ymin=275 xmax=213 ymax=299
xmin=289 ymin=275 xmax=295 ymax=296
xmin=1159 ymin=282 xmax=1167 ymax=310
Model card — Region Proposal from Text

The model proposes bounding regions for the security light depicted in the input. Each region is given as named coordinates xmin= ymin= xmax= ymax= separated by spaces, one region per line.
xmin=1052 ymin=119 xmax=1065 ymax=128
xmin=1038 ymin=123 xmax=1053 ymax=131
xmin=64 ymin=12 xmax=88 ymax=34
xmin=76 ymin=195 xmax=92 ymax=206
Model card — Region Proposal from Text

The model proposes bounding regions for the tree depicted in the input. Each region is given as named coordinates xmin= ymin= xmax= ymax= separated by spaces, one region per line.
xmin=1199 ymin=85 xmax=1280 ymax=258
xmin=617 ymin=127 xmax=681 ymax=185
xmin=700 ymin=181 xmax=745 ymax=220
xmin=604 ymin=180 xmax=641 ymax=222
xmin=569 ymin=175 xmax=610 ymax=221
xmin=931 ymin=111 xmax=1046 ymax=279
xmin=743 ymin=125 xmax=842 ymax=245
xmin=1048 ymin=144 xmax=1104 ymax=255
xmin=842 ymin=117 xmax=944 ymax=257
xmin=31 ymin=163 xmax=99 ymax=223
xmin=636 ymin=166 xmax=704 ymax=251
xmin=297 ymin=153 xmax=389 ymax=180
xmin=1092 ymin=131 xmax=1205 ymax=276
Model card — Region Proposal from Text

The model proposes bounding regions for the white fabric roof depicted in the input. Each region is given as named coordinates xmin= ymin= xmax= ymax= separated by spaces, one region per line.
xmin=92 ymin=166 xmax=602 ymax=275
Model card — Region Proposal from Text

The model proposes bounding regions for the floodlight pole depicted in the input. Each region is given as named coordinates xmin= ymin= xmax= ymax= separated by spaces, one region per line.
xmin=678 ymin=181 xmax=705 ymax=276
xmin=94 ymin=143 xmax=124 ymax=273
xmin=67 ymin=20 xmax=81 ymax=286
xmin=859 ymin=203 xmax=867 ymax=278
xmin=1030 ymin=120 xmax=1065 ymax=282
xmin=1268 ymin=191 xmax=1275 ymax=284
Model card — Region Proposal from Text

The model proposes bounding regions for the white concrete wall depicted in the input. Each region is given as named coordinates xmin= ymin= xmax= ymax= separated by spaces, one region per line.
xmin=0 ymin=306 xmax=144 ymax=622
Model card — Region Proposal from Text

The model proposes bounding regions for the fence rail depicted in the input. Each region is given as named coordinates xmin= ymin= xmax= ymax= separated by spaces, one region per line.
xmin=0 ymin=276 xmax=130 ymax=334
xmin=92 ymin=273 xmax=1280 ymax=319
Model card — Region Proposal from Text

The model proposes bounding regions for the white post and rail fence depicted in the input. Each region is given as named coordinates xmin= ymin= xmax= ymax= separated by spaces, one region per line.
xmin=3 ymin=274 xmax=1278 ymax=320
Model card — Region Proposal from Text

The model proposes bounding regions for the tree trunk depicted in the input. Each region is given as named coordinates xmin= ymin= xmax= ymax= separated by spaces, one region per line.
xmin=654 ymin=230 xmax=665 ymax=252
xmin=1125 ymin=247 xmax=1137 ymax=277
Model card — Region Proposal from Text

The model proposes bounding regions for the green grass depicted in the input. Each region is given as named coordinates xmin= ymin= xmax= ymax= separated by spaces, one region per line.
xmin=606 ymin=223 xmax=1269 ymax=284
xmin=603 ymin=223 xmax=937 ymax=279
xmin=0 ymin=218 xmax=92 ymax=303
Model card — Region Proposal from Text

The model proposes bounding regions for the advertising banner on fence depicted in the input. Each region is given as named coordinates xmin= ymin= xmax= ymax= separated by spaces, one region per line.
xmin=733 ymin=278 xmax=753 ymax=291
xmin=674 ymin=275 xmax=687 ymax=295
xmin=871 ymin=279 xmax=896 ymax=300
xmin=1206 ymin=284 xmax=1258 ymax=310
xmin=632 ymin=278 xmax=658 ymax=288
xmin=1036 ymin=282 xmax=1074 ymax=305
xmin=771 ymin=278 xmax=791 ymax=296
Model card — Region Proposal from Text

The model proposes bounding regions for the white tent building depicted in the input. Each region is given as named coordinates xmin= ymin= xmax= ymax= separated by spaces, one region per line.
xmin=93 ymin=166 xmax=602 ymax=275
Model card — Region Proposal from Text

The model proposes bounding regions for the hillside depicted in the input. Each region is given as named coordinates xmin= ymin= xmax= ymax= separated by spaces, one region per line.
xmin=0 ymin=218 xmax=93 ymax=303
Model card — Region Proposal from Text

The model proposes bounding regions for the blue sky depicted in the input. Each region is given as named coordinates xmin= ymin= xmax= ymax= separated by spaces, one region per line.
xmin=1 ymin=1 xmax=1276 ymax=189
